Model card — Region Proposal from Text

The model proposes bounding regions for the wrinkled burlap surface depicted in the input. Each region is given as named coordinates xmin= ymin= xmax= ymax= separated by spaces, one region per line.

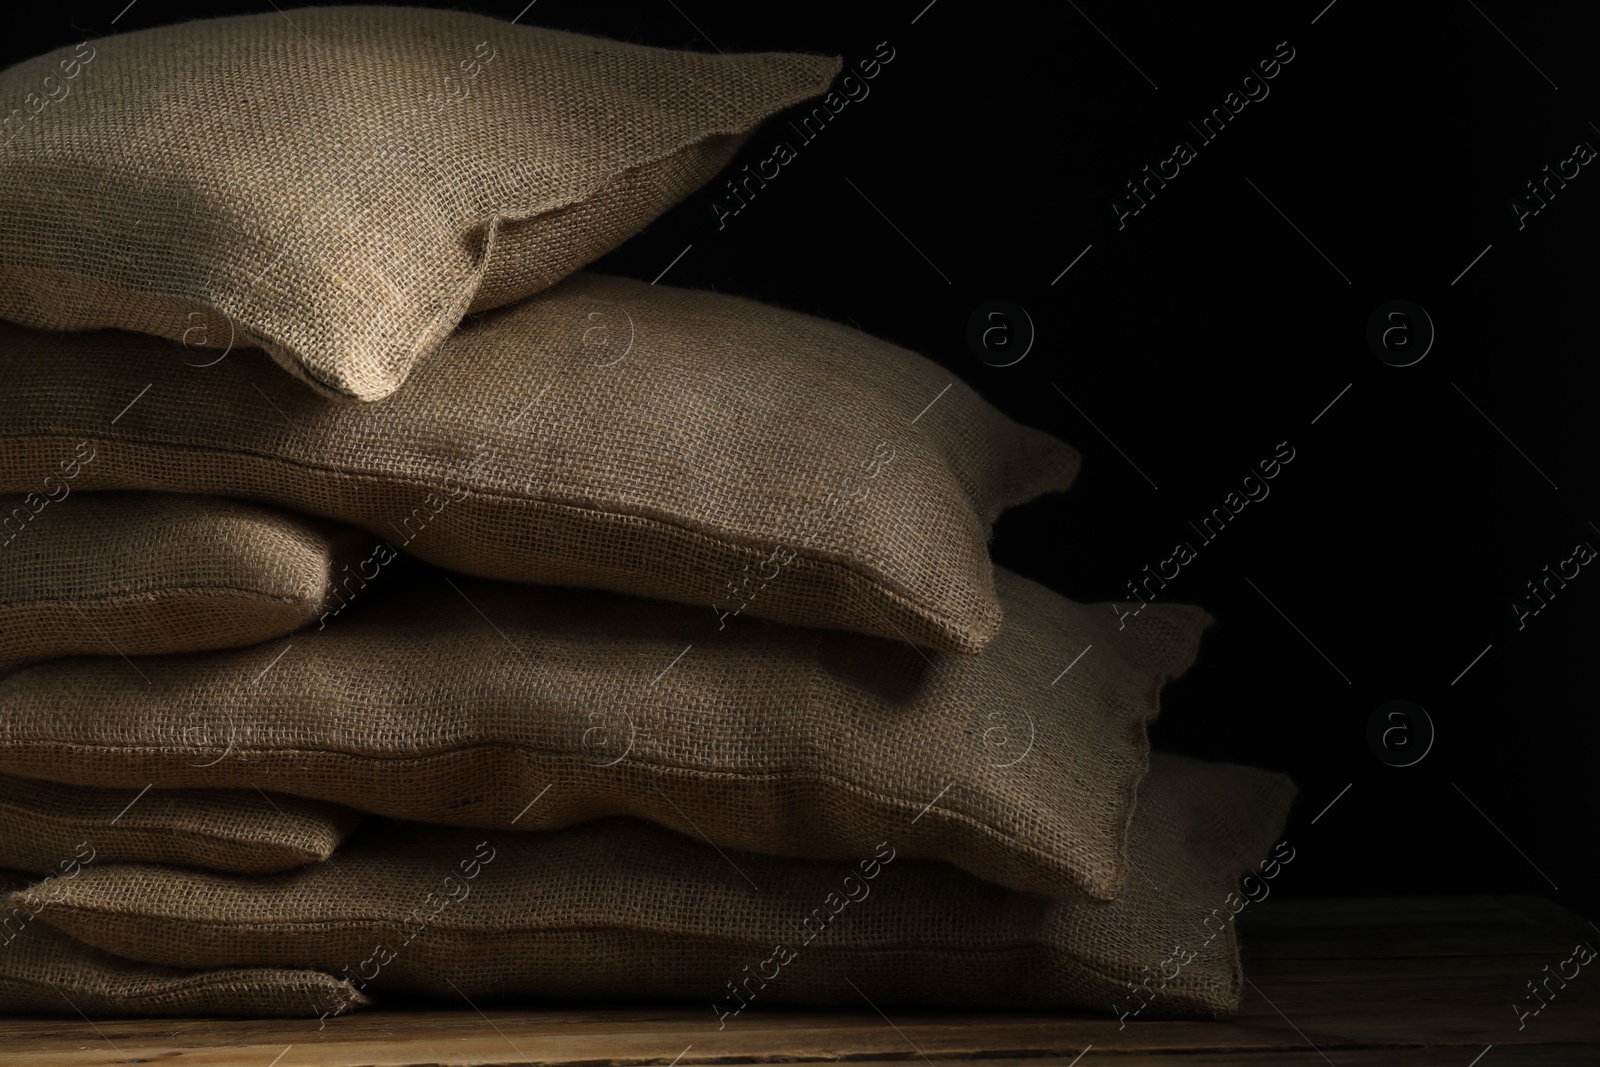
xmin=0 ymin=871 xmax=367 ymax=1017
xmin=0 ymin=568 xmax=1204 ymax=900
xmin=0 ymin=7 xmax=840 ymax=400
xmin=0 ymin=491 xmax=374 ymax=676
xmin=0 ymin=275 xmax=1079 ymax=651
xmin=0 ymin=775 xmax=362 ymax=875
xmin=13 ymin=754 xmax=1294 ymax=1018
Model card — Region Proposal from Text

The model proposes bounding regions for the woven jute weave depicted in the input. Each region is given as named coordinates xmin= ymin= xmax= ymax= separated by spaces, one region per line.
xmin=0 ymin=491 xmax=374 ymax=676
xmin=0 ymin=776 xmax=362 ymax=875
xmin=0 ymin=568 xmax=1205 ymax=901
xmin=0 ymin=275 xmax=1079 ymax=652
xmin=0 ymin=7 xmax=840 ymax=400
xmin=0 ymin=871 xmax=367 ymax=1016
xmin=14 ymin=754 xmax=1294 ymax=1018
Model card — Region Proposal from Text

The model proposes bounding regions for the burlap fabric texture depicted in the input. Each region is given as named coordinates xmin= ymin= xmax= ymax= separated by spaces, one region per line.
xmin=0 ymin=274 xmax=1080 ymax=652
xmin=1 ymin=871 xmax=367 ymax=1017
xmin=0 ymin=7 xmax=840 ymax=401
xmin=0 ymin=776 xmax=362 ymax=875
xmin=11 ymin=753 xmax=1294 ymax=1019
xmin=0 ymin=568 xmax=1206 ymax=901
xmin=0 ymin=491 xmax=375 ymax=676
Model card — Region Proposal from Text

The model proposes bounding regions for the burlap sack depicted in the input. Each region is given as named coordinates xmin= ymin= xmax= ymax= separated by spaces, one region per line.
xmin=0 ymin=491 xmax=376 ymax=676
xmin=0 ymin=275 xmax=1079 ymax=652
xmin=0 ymin=7 xmax=839 ymax=401
xmin=11 ymin=754 xmax=1294 ymax=1019
xmin=0 ymin=568 xmax=1204 ymax=901
xmin=1 ymin=871 xmax=368 ymax=1017
xmin=0 ymin=775 xmax=362 ymax=875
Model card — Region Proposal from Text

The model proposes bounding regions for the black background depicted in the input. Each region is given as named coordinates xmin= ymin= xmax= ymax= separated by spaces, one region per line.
xmin=8 ymin=1 xmax=1596 ymax=922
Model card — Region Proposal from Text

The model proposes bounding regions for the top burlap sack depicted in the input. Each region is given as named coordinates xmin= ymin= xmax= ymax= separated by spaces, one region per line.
xmin=0 ymin=7 xmax=839 ymax=400
xmin=0 ymin=275 xmax=1078 ymax=651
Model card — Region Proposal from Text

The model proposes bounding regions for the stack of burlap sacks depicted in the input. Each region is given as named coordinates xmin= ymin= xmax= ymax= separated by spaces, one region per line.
xmin=0 ymin=7 xmax=1293 ymax=1023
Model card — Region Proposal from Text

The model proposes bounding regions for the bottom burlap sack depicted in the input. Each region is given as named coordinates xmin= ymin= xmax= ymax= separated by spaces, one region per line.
xmin=0 ymin=872 xmax=369 ymax=1017
xmin=0 ymin=775 xmax=363 ymax=875
xmin=13 ymin=753 xmax=1294 ymax=1020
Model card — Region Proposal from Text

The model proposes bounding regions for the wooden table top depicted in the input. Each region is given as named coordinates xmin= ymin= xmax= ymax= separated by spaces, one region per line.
xmin=1 ymin=895 xmax=1596 ymax=1065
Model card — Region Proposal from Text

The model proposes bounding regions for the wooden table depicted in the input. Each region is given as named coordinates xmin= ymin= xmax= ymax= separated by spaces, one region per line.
xmin=2 ymin=896 xmax=1596 ymax=1065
